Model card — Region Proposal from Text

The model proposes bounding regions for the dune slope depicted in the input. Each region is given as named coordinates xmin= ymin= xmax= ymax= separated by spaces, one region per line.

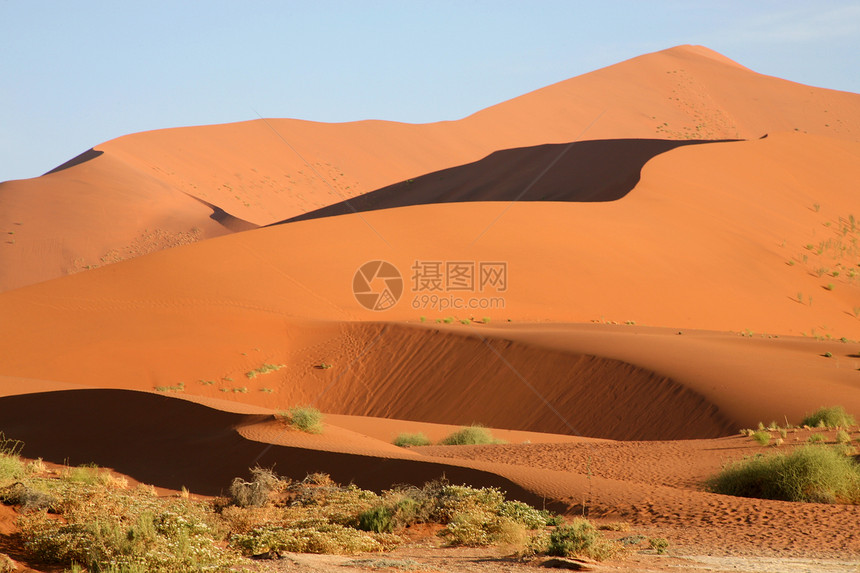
xmin=1 ymin=131 xmax=859 ymax=439
xmin=3 ymin=44 xmax=859 ymax=291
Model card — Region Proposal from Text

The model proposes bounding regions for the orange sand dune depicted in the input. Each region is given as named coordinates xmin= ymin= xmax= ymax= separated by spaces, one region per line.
xmin=4 ymin=132 xmax=853 ymax=332
xmin=3 ymin=44 xmax=859 ymax=291
xmin=101 ymin=45 xmax=860 ymax=228
xmin=0 ymin=150 xmax=245 ymax=291
xmin=0 ymin=132 xmax=858 ymax=441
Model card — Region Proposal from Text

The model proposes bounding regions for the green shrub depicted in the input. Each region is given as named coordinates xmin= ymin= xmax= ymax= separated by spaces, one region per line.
xmin=357 ymin=506 xmax=394 ymax=533
xmin=808 ymin=433 xmax=826 ymax=444
xmin=707 ymin=446 xmax=860 ymax=503
xmin=836 ymin=430 xmax=852 ymax=445
xmin=801 ymin=406 xmax=856 ymax=428
xmin=393 ymin=433 xmax=431 ymax=447
xmin=279 ymin=406 xmax=324 ymax=434
xmin=751 ymin=430 xmax=771 ymax=446
xmin=0 ymin=454 xmax=26 ymax=483
xmin=546 ymin=518 xmax=619 ymax=560
xmin=439 ymin=426 xmax=504 ymax=446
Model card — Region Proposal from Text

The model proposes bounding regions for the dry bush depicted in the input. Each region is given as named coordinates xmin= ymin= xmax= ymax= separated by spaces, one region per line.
xmin=229 ymin=467 xmax=285 ymax=508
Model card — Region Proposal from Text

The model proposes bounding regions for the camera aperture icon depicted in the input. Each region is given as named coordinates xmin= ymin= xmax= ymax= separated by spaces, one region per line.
xmin=352 ymin=260 xmax=403 ymax=311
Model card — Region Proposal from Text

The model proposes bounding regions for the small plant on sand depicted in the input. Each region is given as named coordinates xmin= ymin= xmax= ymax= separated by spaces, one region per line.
xmin=597 ymin=521 xmax=630 ymax=531
xmin=0 ymin=455 xmax=27 ymax=484
xmin=439 ymin=425 xmax=504 ymax=446
xmin=153 ymin=381 xmax=185 ymax=393
xmin=344 ymin=558 xmax=422 ymax=570
xmin=801 ymin=406 xmax=856 ymax=428
xmin=546 ymin=518 xmax=619 ymax=560
xmin=0 ymin=432 xmax=23 ymax=458
xmin=245 ymin=363 xmax=285 ymax=379
xmin=808 ymin=433 xmax=826 ymax=444
xmin=278 ymin=406 xmax=324 ymax=434
xmin=707 ymin=445 xmax=860 ymax=503
xmin=751 ymin=430 xmax=771 ymax=446
xmin=393 ymin=433 xmax=432 ymax=447
xmin=649 ymin=537 xmax=669 ymax=554
xmin=836 ymin=430 xmax=852 ymax=445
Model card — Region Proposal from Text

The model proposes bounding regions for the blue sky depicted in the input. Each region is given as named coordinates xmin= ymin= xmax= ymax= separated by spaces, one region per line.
xmin=2 ymin=1 xmax=859 ymax=182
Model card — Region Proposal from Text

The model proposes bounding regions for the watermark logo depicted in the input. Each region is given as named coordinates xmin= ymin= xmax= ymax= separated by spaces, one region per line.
xmin=352 ymin=260 xmax=404 ymax=311
xmin=353 ymin=260 xmax=507 ymax=312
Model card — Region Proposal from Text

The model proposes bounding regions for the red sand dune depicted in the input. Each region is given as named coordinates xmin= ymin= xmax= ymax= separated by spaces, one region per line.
xmin=3 ymin=45 xmax=860 ymax=292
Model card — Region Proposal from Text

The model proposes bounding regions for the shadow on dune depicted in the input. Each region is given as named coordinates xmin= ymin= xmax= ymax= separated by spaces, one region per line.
xmin=183 ymin=193 xmax=259 ymax=232
xmin=44 ymin=148 xmax=104 ymax=175
xmin=0 ymin=389 xmax=547 ymax=505
xmin=306 ymin=324 xmax=737 ymax=441
xmin=278 ymin=138 xmax=737 ymax=224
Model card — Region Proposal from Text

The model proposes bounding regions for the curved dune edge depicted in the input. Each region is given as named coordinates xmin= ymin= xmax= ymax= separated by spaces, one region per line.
xmin=280 ymin=138 xmax=737 ymax=224
xmin=1 ymin=388 xmax=859 ymax=557
xmin=0 ymin=314 xmax=739 ymax=440
xmin=0 ymin=388 xmax=548 ymax=505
